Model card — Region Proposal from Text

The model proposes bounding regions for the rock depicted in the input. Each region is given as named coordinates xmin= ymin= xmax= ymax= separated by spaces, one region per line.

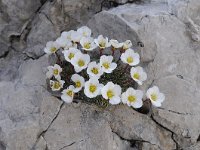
xmin=0 ymin=38 xmax=9 ymax=58
xmin=168 ymin=0 xmax=200 ymax=42
xmin=186 ymin=143 xmax=200 ymax=150
xmin=0 ymin=56 xmax=62 ymax=150
xmin=168 ymin=0 xmax=200 ymax=25
xmin=88 ymin=1 xmax=200 ymax=148
xmin=0 ymin=51 xmax=25 ymax=81
xmin=44 ymin=103 xmax=175 ymax=150
xmin=108 ymin=105 xmax=176 ymax=149
xmin=33 ymin=136 xmax=47 ymax=150
xmin=153 ymin=76 xmax=200 ymax=145
xmin=0 ymin=0 xmax=41 ymax=54
xmin=0 ymin=0 xmax=200 ymax=149
xmin=0 ymin=0 xmax=41 ymax=23
xmin=44 ymin=103 xmax=120 ymax=150
xmin=24 ymin=0 xmax=105 ymax=58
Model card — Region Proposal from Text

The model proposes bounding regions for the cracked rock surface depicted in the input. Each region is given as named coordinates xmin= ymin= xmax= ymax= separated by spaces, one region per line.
xmin=0 ymin=0 xmax=200 ymax=149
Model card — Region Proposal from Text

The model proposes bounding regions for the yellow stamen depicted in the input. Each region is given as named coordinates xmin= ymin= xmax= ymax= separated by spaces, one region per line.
xmin=99 ymin=41 xmax=106 ymax=48
xmin=78 ymin=60 xmax=85 ymax=67
xmin=123 ymin=46 xmax=128 ymax=50
xmin=127 ymin=57 xmax=133 ymax=63
xmin=75 ymin=81 xmax=81 ymax=88
xmin=52 ymin=81 xmax=61 ymax=89
xmin=89 ymin=84 xmax=97 ymax=93
xmin=91 ymin=67 xmax=99 ymax=74
xmin=107 ymin=90 xmax=114 ymax=99
xmin=128 ymin=95 xmax=136 ymax=102
xmin=50 ymin=47 xmax=57 ymax=53
xmin=67 ymin=90 xmax=73 ymax=97
xmin=103 ymin=62 xmax=110 ymax=69
xmin=133 ymin=73 xmax=140 ymax=80
xmin=151 ymin=93 xmax=157 ymax=101
xmin=83 ymin=32 xmax=87 ymax=36
xmin=53 ymin=69 xmax=59 ymax=75
xmin=84 ymin=42 xmax=91 ymax=49
xmin=68 ymin=53 xmax=75 ymax=60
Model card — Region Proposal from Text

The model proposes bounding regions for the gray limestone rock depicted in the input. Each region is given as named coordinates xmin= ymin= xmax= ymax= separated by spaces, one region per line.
xmin=88 ymin=1 xmax=200 ymax=148
xmin=0 ymin=0 xmax=200 ymax=149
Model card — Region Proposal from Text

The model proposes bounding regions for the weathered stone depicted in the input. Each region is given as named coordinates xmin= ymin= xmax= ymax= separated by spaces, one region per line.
xmin=33 ymin=136 xmax=47 ymax=150
xmin=43 ymin=103 xmax=175 ymax=149
xmin=0 ymin=0 xmax=41 ymax=54
xmin=88 ymin=1 xmax=200 ymax=148
xmin=25 ymin=0 xmax=105 ymax=58
xmin=0 ymin=0 xmax=200 ymax=149
xmin=0 ymin=51 xmax=25 ymax=81
xmin=168 ymin=0 xmax=200 ymax=42
xmin=0 ymin=56 xmax=62 ymax=150
xmin=185 ymin=143 xmax=200 ymax=150
xmin=0 ymin=38 xmax=9 ymax=57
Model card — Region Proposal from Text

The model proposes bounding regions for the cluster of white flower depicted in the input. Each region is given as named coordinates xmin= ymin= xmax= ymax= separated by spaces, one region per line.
xmin=45 ymin=26 xmax=165 ymax=109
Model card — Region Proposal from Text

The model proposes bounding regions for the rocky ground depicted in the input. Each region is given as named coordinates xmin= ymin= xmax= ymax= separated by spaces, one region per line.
xmin=0 ymin=0 xmax=200 ymax=149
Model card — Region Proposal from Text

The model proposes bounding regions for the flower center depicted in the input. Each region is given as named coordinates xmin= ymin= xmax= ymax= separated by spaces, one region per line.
xmin=123 ymin=45 xmax=128 ymax=50
xmin=99 ymin=41 xmax=106 ymax=48
xmin=83 ymin=32 xmax=87 ymax=36
xmin=89 ymin=84 xmax=97 ymax=93
xmin=67 ymin=90 xmax=73 ymax=97
xmin=103 ymin=62 xmax=110 ymax=69
xmin=53 ymin=81 xmax=61 ymax=89
xmin=133 ymin=73 xmax=140 ymax=80
xmin=68 ymin=53 xmax=75 ymax=60
xmin=84 ymin=42 xmax=91 ymax=49
xmin=107 ymin=90 xmax=114 ymax=99
xmin=78 ymin=60 xmax=85 ymax=67
xmin=91 ymin=67 xmax=99 ymax=74
xmin=128 ymin=95 xmax=136 ymax=102
xmin=50 ymin=47 xmax=57 ymax=53
xmin=53 ymin=69 xmax=59 ymax=75
xmin=127 ymin=57 xmax=133 ymax=63
xmin=75 ymin=81 xmax=81 ymax=88
xmin=150 ymin=93 xmax=157 ymax=101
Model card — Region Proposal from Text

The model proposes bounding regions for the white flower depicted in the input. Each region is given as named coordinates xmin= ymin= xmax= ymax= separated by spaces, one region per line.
xmin=62 ymin=48 xmax=80 ymax=63
xmin=130 ymin=66 xmax=147 ymax=85
xmin=44 ymin=41 xmax=59 ymax=54
xmin=87 ymin=61 xmax=103 ymax=79
xmin=55 ymin=37 xmax=72 ymax=49
xmin=50 ymin=80 xmax=65 ymax=91
xmin=61 ymin=30 xmax=75 ymax=41
xmin=77 ymin=26 xmax=92 ymax=37
xmin=100 ymin=55 xmax=117 ymax=73
xmin=84 ymin=78 xmax=103 ymax=98
xmin=61 ymin=85 xmax=75 ymax=103
xmin=101 ymin=82 xmax=121 ymax=105
xmin=120 ymin=48 xmax=140 ymax=66
xmin=80 ymin=37 xmax=97 ymax=51
xmin=71 ymin=31 xmax=82 ymax=43
xmin=71 ymin=74 xmax=85 ymax=93
xmin=110 ymin=39 xmax=123 ymax=49
xmin=146 ymin=86 xmax=165 ymax=107
xmin=94 ymin=35 xmax=111 ymax=49
xmin=46 ymin=64 xmax=62 ymax=80
xmin=122 ymin=88 xmax=143 ymax=108
xmin=71 ymin=52 xmax=90 ymax=72
xmin=123 ymin=40 xmax=132 ymax=50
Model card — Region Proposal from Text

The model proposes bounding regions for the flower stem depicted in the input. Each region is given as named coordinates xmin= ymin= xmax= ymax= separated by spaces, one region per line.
xmin=70 ymin=64 xmax=74 ymax=74
xmin=55 ymin=52 xmax=61 ymax=65
xmin=120 ymin=48 xmax=125 ymax=54
xmin=124 ymin=64 xmax=129 ymax=73
xmin=99 ymin=48 xmax=104 ymax=56
xmin=111 ymin=46 xmax=115 ymax=56
xmin=84 ymin=50 xmax=88 ymax=54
